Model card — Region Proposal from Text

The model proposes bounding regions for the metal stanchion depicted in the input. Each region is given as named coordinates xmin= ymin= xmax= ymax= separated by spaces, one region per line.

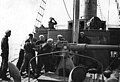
xmin=118 ymin=52 xmax=120 ymax=82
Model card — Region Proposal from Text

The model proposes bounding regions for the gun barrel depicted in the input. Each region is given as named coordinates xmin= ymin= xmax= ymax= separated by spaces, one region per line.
xmin=68 ymin=43 xmax=120 ymax=51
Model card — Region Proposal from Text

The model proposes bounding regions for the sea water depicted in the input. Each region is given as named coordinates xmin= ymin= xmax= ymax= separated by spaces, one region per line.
xmin=9 ymin=43 xmax=21 ymax=62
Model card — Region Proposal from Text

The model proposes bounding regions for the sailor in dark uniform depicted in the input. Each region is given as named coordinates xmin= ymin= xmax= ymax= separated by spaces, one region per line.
xmin=0 ymin=30 xmax=11 ymax=81
xmin=78 ymin=32 xmax=91 ymax=44
xmin=16 ymin=43 xmax=25 ymax=70
xmin=40 ymin=38 xmax=54 ymax=72
xmin=35 ymin=35 xmax=46 ymax=75
xmin=48 ymin=17 xmax=57 ymax=29
xmin=77 ymin=31 xmax=92 ymax=67
xmin=20 ymin=33 xmax=37 ymax=77
xmin=55 ymin=34 xmax=66 ymax=68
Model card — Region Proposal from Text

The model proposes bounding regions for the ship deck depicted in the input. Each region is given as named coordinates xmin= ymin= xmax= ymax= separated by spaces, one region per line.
xmin=0 ymin=57 xmax=105 ymax=82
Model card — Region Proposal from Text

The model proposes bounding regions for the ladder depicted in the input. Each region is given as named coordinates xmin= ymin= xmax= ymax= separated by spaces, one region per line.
xmin=34 ymin=0 xmax=47 ymax=28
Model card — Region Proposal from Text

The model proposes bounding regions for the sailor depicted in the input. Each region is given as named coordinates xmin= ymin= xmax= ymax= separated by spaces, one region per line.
xmin=78 ymin=32 xmax=91 ymax=44
xmin=55 ymin=34 xmax=66 ymax=69
xmin=16 ymin=42 xmax=25 ymax=70
xmin=20 ymin=33 xmax=37 ymax=77
xmin=74 ymin=31 xmax=91 ymax=66
xmin=0 ymin=30 xmax=11 ymax=81
xmin=25 ymin=33 xmax=37 ymax=43
xmin=48 ymin=17 xmax=57 ymax=29
xmin=57 ymin=34 xmax=65 ymax=42
xmin=40 ymin=38 xmax=55 ymax=72
xmin=36 ymin=35 xmax=46 ymax=46
xmin=35 ymin=35 xmax=46 ymax=75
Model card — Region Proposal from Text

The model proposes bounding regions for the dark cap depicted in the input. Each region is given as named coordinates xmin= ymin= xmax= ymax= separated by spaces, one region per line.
xmin=29 ymin=33 xmax=33 ymax=37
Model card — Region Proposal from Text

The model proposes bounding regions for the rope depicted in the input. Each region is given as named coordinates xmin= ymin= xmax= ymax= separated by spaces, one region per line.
xmin=115 ymin=0 xmax=120 ymax=23
xmin=105 ymin=57 xmax=118 ymax=70
xmin=62 ymin=0 xmax=72 ymax=20
xmin=97 ymin=0 xmax=106 ymax=21
xmin=107 ymin=0 xmax=111 ymax=26
xmin=115 ymin=0 xmax=120 ymax=12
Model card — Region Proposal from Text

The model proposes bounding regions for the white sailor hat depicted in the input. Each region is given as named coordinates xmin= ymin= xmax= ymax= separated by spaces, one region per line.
xmin=47 ymin=38 xmax=53 ymax=42
xmin=39 ymin=35 xmax=44 ymax=38
xmin=5 ymin=30 xmax=11 ymax=34
xmin=80 ymin=32 xmax=84 ymax=34
xmin=57 ymin=34 xmax=63 ymax=38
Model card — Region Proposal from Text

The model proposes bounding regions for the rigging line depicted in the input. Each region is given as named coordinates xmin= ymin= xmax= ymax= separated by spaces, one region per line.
xmin=115 ymin=0 xmax=120 ymax=22
xmin=107 ymin=0 xmax=110 ymax=26
xmin=115 ymin=0 xmax=119 ymax=11
xmin=105 ymin=57 xmax=118 ymax=70
xmin=62 ymin=0 xmax=72 ymax=20
xmin=97 ymin=0 xmax=106 ymax=21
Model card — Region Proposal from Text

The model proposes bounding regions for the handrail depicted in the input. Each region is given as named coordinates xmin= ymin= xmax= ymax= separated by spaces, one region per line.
xmin=28 ymin=50 xmax=104 ymax=82
xmin=28 ymin=51 xmax=65 ymax=82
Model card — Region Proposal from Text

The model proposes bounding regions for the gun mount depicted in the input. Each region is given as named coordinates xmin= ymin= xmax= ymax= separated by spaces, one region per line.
xmin=28 ymin=41 xmax=120 ymax=82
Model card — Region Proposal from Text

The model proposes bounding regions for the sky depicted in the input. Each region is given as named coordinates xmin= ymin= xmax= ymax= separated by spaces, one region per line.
xmin=0 ymin=0 xmax=120 ymax=45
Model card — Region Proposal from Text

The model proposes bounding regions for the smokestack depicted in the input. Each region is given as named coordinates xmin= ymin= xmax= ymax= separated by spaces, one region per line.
xmin=80 ymin=0 xmax=97 ymax=20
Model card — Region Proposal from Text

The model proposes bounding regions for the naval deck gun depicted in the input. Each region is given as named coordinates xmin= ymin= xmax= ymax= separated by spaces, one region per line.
xmin=55 ymin=41 xmax=120 ymax=72
xmin=28 ymin=41 xmax=120 ymax=82
xmin=57 ymin=41 xmax=120 ymax=51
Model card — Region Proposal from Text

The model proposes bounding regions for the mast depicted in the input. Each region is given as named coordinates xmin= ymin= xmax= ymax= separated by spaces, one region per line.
xmin=72 ymin=0 xmax=80 ymax=43
xmin=72 ymin=0 xmax=97 ymax=43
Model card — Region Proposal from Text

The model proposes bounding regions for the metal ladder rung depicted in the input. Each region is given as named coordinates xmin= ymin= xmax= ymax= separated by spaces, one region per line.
xmin=34 ymin=25 xmax=37 ymax=27
xmin=36 ymin=19 xmax=41 ymax=23
xmin=34 ymin=0 xmax=47 ymax=27
xmin=38 ymin=12 xmax=43 ymax=17
xmin=42 ymin=0 xmax=46 ymax=4
xmin=40 ymin=6 xmax=45 ymax=10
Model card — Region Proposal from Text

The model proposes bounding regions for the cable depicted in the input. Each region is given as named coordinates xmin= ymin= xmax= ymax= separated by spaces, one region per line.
xmin=105 ymin=57 xmax=118 ymax=70
xmin=97 ymin=0 xmax=106 ymax=21
xmin=115 ymin=0 xmax=120 ymax=13
xmin=107 ymin=0 xmax=110 ymax=26
xmin=62 ymin=0 xmax=72 ymax=20
xmin=115 ymin=0 xmax=120 ymax=23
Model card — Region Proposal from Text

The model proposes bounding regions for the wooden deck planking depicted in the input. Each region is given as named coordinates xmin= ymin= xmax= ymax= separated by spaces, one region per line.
xmin=37 ymin=72 xmax=68 ymax=82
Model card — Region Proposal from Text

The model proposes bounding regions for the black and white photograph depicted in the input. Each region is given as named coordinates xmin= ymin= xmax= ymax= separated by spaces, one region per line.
xmin=0 ymin=0 xmax=120 ymax=82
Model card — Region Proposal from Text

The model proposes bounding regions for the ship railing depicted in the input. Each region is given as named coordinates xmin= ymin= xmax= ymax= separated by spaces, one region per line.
xmin=28 ymin=50 xmax=104 ymax=82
